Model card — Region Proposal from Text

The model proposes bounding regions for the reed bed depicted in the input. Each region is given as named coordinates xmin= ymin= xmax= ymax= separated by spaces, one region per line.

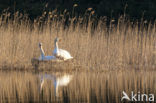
xmin=0 ymin=10 xmax=155 ymax=70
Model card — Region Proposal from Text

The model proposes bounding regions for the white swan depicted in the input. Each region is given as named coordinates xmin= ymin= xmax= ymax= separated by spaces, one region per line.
xmin=39 ymin=43 xmax=56 ymax=61
xmin=39 ymin=73 xmax=73 ymax=97
xmin=53 ymin=37 xmax=73 ymax=61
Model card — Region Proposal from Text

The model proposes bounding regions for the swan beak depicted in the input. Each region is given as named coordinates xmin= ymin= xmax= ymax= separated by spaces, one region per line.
xmin=59 ymin=39 xmax=61 ymax=42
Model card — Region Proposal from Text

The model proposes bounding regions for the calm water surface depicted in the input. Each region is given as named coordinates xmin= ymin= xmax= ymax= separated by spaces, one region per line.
xmin=0 ymin=70 xmax=155 ymax=103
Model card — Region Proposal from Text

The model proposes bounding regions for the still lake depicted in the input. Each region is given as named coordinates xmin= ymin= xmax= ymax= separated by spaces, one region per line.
xmin=0 ymin=70 xmax=155 ymax=103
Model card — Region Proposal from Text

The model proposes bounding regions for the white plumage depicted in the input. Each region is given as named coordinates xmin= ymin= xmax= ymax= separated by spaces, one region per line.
xmin=38 ymin=43 xmax=56 ymax=61
xmin=53 ymin=37 xmax=73 ymax=60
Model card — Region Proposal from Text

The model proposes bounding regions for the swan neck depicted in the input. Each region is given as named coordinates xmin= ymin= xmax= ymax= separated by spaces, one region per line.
xmin=55 ymin=41 xmax=59 ymax=50
xmin=40 ymin=46 xmax=45 ymax=57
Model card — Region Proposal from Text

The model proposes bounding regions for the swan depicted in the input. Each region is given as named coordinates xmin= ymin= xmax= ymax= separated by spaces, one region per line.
xmin=38 ymin=43 xmax=56 ymax=61
xmin=53 ymin=37 xmax=73 ymax=61
xmin=31 ymin=43 xmax=57 ymax=69
xmin=39 ymin=73 xmax=73 ymax=97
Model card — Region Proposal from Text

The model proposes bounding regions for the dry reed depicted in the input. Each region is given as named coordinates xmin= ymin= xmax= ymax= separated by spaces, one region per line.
xmin=0 ymin=10 xmax=155 ymax=70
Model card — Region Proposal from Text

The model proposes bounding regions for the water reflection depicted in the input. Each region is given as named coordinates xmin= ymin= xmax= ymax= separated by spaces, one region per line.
xmin=0 ymin=70 xmax=155 ymax=103
xmin=39 ymin=73 xmax=73 ymax=97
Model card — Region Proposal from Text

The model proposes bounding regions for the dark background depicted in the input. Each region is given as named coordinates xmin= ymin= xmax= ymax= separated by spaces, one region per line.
xmin=0 ymin=0 xmax=155 ymax=20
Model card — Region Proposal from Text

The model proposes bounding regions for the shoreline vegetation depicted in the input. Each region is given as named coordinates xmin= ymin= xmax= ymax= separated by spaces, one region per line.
xmin=0 ymin=10 xmax=155 ymax=71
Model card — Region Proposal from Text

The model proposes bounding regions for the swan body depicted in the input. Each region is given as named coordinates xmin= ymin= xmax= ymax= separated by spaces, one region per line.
xmin=39 ymin=43 xmax=56 ymax=61
xmin=38 ymin=55 xmax=56 ymax=61
xmin=53 ymin=38 xmax=73 ymax=60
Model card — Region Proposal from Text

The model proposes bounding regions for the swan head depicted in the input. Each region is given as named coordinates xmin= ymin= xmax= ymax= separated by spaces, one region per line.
xmin=39 ymin=43 xmax=42 ymax=48
xmin=55 ymin=37 xmax=61 ymax=43
xmin=55 ymin=37 xmax=59 ymax=43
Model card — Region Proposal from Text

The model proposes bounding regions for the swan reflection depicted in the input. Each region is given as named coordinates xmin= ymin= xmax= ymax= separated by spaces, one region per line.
xmin=39 ymin=73 xmax=73 ymax=97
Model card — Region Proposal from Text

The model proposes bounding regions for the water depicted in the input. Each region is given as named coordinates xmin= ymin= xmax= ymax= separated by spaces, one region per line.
xmin=0 ymin=70 xmax=155 ymax=103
